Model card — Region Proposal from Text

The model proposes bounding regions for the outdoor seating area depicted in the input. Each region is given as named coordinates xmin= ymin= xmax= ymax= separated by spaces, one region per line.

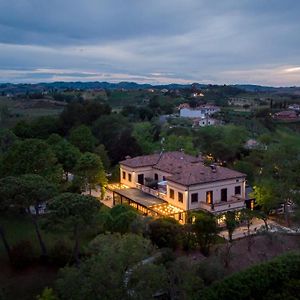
xmin=111 ymin=187 xmax=185 ymax=221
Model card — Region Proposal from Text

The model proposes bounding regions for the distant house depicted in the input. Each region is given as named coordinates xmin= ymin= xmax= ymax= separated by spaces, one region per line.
xmin=193 ymin=116 xmax=217 ymax=127
xmin=161 ymin=89 xmax=168 ymax=93
xmin=106 ymin=151 xmax=247 ymax=223
xmin=288 ymin=104 xmax=300 ymax=111
xmin=273 ymin=110 xmax=299 ymax=121
xmin=191 ymin=92 xmax=204 ymax=98
xmin=177 ymin=103 xmax=190 ymax=110
xmin=180 ymin=105 xmax=220 ymax=118
xmin=228 ymin=97 xmax=252 ymax=107
xmin=244 ymin=139 xmax=260 ymax=150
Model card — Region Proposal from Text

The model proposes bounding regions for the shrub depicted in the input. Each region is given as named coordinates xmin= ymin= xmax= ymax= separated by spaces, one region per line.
xmin=149 ymin=218 xmax=181 ymax=249
xmin=49 ymin=240 xmax=73 ymax=267
xmin=181 ymin=223 xmax=197 ymax=251
xmin=198 ymin=257 xmax=226 ymax=285
xmin=199 ymin=253 xmax=300 ymax=300
xmin=10 ymin=240 xmax=34 ymax=269
xmin=156 ymin=248 xmax=176 ymax=265
xmin=112 ymin=211 xmax=138 ymax=234
xmin=36 ymin=287 xmax=58 ymax=300
xmin=110 ymin=204 xmax=135 ymax=218
xmin=193 ymin=212 xmax=219 ymax=256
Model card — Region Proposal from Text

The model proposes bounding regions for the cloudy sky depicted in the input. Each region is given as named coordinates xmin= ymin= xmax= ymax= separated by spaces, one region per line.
xmin=0 ymin=0 xmax=299 ymax=86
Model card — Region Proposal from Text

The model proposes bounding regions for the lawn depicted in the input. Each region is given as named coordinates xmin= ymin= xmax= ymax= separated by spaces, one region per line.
xmin=0 ymin=209 xmax=109 ymax=300
xmin=0 ymin=214 xmax=62 ymax=300
xmin=0 ymin=214 xmax=69 ymax=257
xmin=0 ymin=208 xmax=110 ymax=257
xmin=0 ymin=259 xmax=58 ymax=300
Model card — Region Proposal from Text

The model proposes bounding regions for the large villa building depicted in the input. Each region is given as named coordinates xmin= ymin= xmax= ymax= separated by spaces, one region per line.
xmin=106 ymin=151 xmax=247 ymax=223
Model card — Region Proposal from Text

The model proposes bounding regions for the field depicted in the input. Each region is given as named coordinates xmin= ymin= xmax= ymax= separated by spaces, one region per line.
xmin=0 ymin=97 xmax=63 ymax=128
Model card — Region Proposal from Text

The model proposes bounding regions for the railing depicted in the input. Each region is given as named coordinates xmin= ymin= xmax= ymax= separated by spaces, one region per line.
xmin=136 ymin=183 xmax=167 ymax=201
xmin=199 ymin=196 xmax=245 ymax=213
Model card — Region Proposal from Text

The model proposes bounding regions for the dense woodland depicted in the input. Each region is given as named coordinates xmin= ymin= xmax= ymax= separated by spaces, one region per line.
xmin=0 ymin=86 xmax=300 ymax=299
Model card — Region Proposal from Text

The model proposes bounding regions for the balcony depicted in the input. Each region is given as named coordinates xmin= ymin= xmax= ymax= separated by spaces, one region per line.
xmin=199 ymin=196 xmax=245 ymax=214
xmin=135 ymin=183 xmax=167 ymax=201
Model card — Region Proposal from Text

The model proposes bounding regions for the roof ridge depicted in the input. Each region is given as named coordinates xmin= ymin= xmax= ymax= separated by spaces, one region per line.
xmin=155 ymin=151 xmax=165 ymax=166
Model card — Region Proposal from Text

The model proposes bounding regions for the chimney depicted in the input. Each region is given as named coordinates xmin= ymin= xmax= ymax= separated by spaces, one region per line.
xmin=210 ymin=164 xmax=217 ymax=173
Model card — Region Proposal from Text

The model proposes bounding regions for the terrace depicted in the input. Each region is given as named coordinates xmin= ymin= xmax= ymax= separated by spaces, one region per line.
xmin=135 ymin=182 xmax=167 ymax=201
xmin=111 ymin=187 xmax=185 ymax=222
xmin=198 ymin=196 xmax=246 ymax=214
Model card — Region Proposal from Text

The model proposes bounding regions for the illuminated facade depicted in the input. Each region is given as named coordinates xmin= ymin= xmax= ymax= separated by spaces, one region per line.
xmin=108 ymin=152 xmax=247 ymax=223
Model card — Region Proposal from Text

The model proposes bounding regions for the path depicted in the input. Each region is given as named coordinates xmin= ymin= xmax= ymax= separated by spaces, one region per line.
xmin=219 ymin=218 xmax=300 ymax=240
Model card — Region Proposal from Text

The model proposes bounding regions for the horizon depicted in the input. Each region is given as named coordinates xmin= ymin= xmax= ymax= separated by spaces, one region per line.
xmin=0 ymin=1 xmax=299 ymax=86
xmin=0 ymin=80 xmax=298 ymax=89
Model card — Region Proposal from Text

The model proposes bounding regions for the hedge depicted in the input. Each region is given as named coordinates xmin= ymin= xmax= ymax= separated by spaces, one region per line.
xmin=198 ymin=252 xmax=300 ymax=300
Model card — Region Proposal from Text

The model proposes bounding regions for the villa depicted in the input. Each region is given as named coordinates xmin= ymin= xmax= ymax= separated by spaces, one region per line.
xmin=106 ymin=151 xmax=247 ymax=223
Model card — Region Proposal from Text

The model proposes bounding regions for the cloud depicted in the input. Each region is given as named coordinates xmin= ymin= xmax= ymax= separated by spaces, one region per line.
xmin=0 ymin=0 xmax=299 ymax=85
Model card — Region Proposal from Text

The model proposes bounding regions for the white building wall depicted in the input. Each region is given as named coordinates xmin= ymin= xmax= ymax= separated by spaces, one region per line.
xmin=198 ymin=118 xmax=216 ymax=127
xmin=152 ymin=169 xmax=173 ymax=182
xmin=180 ymin=107 xmax=220 ymax=118
xmin=165 ymin=177 xmax=246 ymax=212
xmin=180 ymin=108 xmax=205 ymax=118
xmin=120 ymin=165 xmax=153 ymax=188
xmin=187 ymin=177 xmax=246 ymax=210
xmin=166 ymin=181 xmax=189 ymax=211
xmin=120 ymin=165 xmax=173 ymax=187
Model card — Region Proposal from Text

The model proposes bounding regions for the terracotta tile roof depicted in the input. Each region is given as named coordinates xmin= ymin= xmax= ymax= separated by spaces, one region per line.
xmin=120 ymin=151 xmax=245 ymax=186
xmin=120 ymin=153 xmax=161 ymax=168
xmin=153 ymin=152 xmax=202 ymax=173
xmin=120 ymin=151 xmax=203 ymax=170
xmin=274 ymin=110 xmax=298 ymax=119
xmin=167 ymin=164 xmax=246 ymax=186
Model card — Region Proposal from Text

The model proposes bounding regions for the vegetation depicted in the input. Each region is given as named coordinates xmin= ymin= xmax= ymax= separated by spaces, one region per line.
xmin=193 ymin=212 xmax=219 ymax=255
xmin=74 ymin=152 xmax=107 ymax=195
xmin=200 ymin=252 xmax=300 ymax=300
xmin=47 ymin=193 xmax=101 ymax=266
xmin=55 ymin=233 xmax=156 ymax=300
xmin=1 ymin=85 xmax=300 ymax=299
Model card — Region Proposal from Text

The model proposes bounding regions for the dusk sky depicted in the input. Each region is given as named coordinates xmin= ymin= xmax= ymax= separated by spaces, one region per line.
xmin=0 ymin=0 xmax=299 ymax=86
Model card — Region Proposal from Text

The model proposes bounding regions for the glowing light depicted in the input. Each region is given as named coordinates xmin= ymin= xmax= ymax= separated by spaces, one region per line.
xmin=284 ymin=67 xmax=300 ymax=73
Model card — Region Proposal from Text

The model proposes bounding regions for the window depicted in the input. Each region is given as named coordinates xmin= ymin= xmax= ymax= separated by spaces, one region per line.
xmin=178 ymin=192 xmax=183 ymax=203
xmin=154 ymin=173 xmax=158 ymax=181
xmin=137 ymin=174 xmax=144 ymax=184
xmin=221 ymin=188 xmax=227 ymax=202
xmin=235 ymin=186 xmax=241 ymax=195
xmin=128 ymin=173 xmax=132 ymax=182
xmin=122 ymin=171 xmax=126 ymax=180
xmin=191 ymin=193 xmax=198 ymax=203
xmin=206 ymin=191 xmax=213 ymax=204
xmin=169 ymin=189 xmax=174 ymax=199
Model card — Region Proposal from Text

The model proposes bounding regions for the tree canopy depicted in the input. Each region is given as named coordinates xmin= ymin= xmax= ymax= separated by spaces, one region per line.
xmin=48 ymin=193 xmax=101 ymax=265
xmin=74 ymin=152 xmax=107 ymax=195
xmin=69 ymin=125 xmax=97 ymax=153
xmin=55 ymin=233 xmax=156 ymax=300
xmin=0 ymin=139 xmax=63 ymax=184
